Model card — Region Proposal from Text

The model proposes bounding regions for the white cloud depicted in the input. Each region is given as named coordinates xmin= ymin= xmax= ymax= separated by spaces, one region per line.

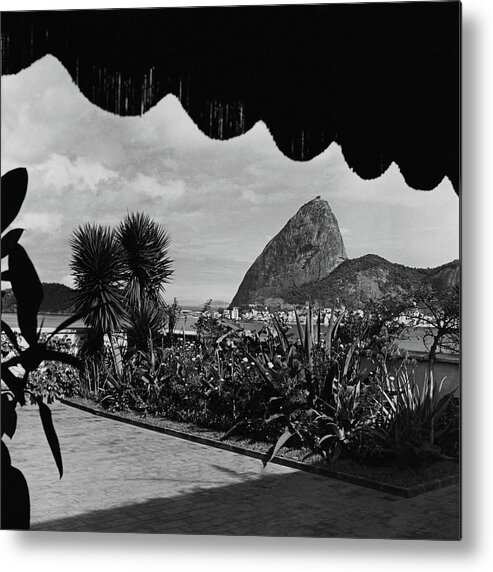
xmin=37 ymin=154 xmax=119 ymax=193
xmin=131 ymin=173 xmax=186 ymax=200
xmin=16 ymin=212 xmax=63 ymax=235
xmin=241 ymin=189 xmax=261 ymax=204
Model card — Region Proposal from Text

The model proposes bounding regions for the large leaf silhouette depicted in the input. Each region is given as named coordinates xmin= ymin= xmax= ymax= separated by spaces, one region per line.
xmin=0 ymin=365 xmax=26 ymax=406
xmin=1 ymin=320 xmax=21 ymax=353
xmin=1 ymin=228 xmax=24 ymax=259
xmin=262 ymin=428 xmax=295 ymax=467
xmin=1 ymin=393 xmax=18 ymax=439
xmin=43 ymin=349 xmax=81 ymax=370
xmin=1 ymin=168 xmax=28 ymax=232
xmin=1 ymin=441 xmax=30 ymax=530
xmin=9 ymin=244 xmax=43 ymax=345
xmin=37 ymin=399 xmax=63 ymax=478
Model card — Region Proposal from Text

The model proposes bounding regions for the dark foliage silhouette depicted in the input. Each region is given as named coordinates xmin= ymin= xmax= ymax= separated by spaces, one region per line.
xmin=1 ymin=167 xmax=82 ymax=530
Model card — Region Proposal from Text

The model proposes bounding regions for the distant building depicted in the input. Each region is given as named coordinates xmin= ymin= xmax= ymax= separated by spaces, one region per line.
xmin=231 ymin=307 xmax=240 ymax=320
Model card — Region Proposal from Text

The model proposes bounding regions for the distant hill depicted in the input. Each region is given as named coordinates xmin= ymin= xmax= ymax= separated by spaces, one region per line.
xmin=230 ymin=196 xmax=459 ymax=310
xmin=210 ymin=300 xmax=231 ymax=309
xmin=2 ymin=283 xmax=75 ymax=314
xmin=422 ymin=259 xmax=460 ymax=291
xmin=284 ymin=255 xmax=460 ymax=309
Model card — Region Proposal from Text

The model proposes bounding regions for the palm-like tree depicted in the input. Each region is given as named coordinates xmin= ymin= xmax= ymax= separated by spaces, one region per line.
xmin=116 ymin=212 xmax=173 ymax=307
xmin=70 ymin=223 xmax=128 ymax=346
xmin=70 ymin=213 xmax=174 ymax=355
xmin=116 ymin=212 xmax=173 ymax=352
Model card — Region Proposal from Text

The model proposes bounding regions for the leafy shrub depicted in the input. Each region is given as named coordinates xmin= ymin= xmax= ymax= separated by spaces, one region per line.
xmin=26 ymin=362 xmax=80 ymax=404
xmin=100 ymin=384 xmax=144 ymax=413
xmin=371 ymin=369 xmax=458 ymax=468
xmin=130 ymin=336 xmax=271 ymax=432
xmin=306 ymin=379 xmax=380 ymax=463
xmin=20 ymin=334 xmax=81 ymax=404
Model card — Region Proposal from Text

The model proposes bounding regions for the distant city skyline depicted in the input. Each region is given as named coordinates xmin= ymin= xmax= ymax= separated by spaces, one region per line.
xmin=2 ymin=55 xmax=459 ymax=305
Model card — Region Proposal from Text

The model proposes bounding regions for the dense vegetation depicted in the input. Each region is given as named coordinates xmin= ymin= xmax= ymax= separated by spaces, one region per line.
xmin=26 ymin=292 xmax=459 ymax=474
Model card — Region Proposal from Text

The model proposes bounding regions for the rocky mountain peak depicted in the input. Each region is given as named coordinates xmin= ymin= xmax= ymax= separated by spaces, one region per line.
xmin=230 ymin=197 xmax=347 ymax=307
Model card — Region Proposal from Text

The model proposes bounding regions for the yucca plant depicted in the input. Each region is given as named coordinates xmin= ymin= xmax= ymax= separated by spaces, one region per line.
xmin=116 ymin=212 xmax=173 ymax=356
xmin=116 ymin=212 xmax=173 ymax=307
xmin=70 ymin=223 xmax=128 ymax=347
xmin=126 ymin=297 xmax=167 ymax=354
xmin=70 ymin=213 xmax=174 ymax=358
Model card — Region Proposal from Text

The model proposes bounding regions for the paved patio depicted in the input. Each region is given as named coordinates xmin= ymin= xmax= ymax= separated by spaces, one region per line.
xmin=4 ymin=404 xmax=460 ymax=538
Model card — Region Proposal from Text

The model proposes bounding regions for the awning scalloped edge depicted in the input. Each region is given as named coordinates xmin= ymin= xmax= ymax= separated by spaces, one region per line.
xmin=0 ymin=5 xmax=460 ymax=193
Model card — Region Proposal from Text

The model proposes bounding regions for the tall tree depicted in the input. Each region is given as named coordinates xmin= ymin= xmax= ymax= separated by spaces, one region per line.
xmin=408 ymin=284 xmax=460 ymax=380
xmin=116 ymin=212 xmax=173 ymax=307
xmin=116 ymin=212 xmax=173 ymax=352
xmin=70 ymin=223 xmax=128 ymax=350
xmin=70 ymin=213 xmax=174 ymax=355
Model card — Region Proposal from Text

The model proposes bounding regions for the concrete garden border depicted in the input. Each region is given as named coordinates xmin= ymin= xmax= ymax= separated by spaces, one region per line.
xmin=61 ymin=398 xmax=459 ymax=498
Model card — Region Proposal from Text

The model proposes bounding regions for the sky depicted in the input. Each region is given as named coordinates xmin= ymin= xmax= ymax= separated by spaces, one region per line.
xmin=1 ymin=55 xmax=459 ymax=305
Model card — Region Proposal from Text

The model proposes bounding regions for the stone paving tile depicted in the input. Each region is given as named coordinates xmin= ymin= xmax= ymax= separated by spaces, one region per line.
xmin=5 ymin=404 xmax=460 ymax=538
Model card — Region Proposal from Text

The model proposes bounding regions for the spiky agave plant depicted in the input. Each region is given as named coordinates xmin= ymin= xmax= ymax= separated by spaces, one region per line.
xmin=70 ymin=223 xmax=128 ymax=345
xmin=116 ymin=212 xmax=173 ymax=308
xmin=116 ymin=212 xmax=173 ymax=354
xmin=126 ymin=297 xmax=167 ymax=354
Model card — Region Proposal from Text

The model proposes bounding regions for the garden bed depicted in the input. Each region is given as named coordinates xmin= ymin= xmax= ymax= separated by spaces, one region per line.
xmin=61 ymin=397 xmax=459 ymax=498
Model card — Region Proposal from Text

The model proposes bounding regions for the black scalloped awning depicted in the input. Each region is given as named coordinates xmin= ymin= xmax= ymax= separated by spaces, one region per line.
xmin=1 ymin=3 xmax=460 ymax=193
